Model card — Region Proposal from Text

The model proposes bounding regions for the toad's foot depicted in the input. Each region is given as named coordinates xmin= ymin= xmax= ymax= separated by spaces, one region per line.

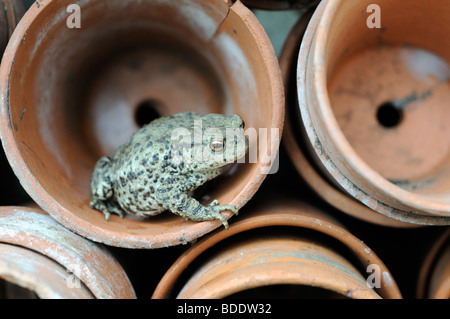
xmin=197 ymin=204 xmax=238 ymax=229
xmin=160 ymin=193 xmax=238 ymax=229
xmin=209 ymin=199 xmax=219 ymax=206
xmin=209 ymin=199 xmax=239 ymax=216
xmin=90 ymin=199 xmax=125 ymax=221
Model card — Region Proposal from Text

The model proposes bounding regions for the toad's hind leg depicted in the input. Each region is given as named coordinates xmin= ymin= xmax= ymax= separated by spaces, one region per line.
xmin=90 ymin=199 xmax=112 ymax=221
xmin=90 ymin=156 xmax=114 ymax=199
xmin=155 ymin=178 xmax=238 ymax=229
xmin=209 ymin=199 xmax=239 ymax=216
xmin=106 ymin=200 xmax=126 ymax=219
xmin=90 ymin=156 xmax=125 ymax=221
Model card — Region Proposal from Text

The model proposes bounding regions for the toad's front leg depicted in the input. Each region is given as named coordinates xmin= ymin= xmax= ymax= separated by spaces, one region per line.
xmin=155 ymin=177 xmax=238 ymax=229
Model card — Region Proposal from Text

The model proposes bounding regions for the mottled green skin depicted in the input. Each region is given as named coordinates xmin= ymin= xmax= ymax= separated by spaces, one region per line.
xmin=90 ymin=112 xmax=248 ymax=229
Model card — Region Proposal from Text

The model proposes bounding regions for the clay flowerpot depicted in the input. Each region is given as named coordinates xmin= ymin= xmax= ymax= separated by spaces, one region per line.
xmin=0 ymin=207 xmax=136 ymax=298
xmin=0 ymin=0 xmax=283 ymax=248
xmin=152 ymin=198 xmax=402 ymax=299
xmin=295 ymin=0 xmax=450 ymax=225
xmin=417 ymin=229 xmax=450 ymax=299
xmin=282 ymin=9 xmax=414 ymax=227
xmin=0 ymin=243 xmax=94 ymax=298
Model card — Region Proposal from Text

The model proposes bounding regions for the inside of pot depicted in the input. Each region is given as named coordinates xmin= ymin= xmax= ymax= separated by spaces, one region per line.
xmin=325 ymin=0 xmax=450 ymax=204
xmin=225 ymin=284 xmax=350 ymax=299
xmin=7 ymin=0 xmax=276 ymax=237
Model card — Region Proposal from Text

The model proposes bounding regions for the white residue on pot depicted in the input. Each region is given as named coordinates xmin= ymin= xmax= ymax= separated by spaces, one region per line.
xmin=382 ymin=271 xmax=394 ymax=287
xmin=400 ymin=47 xmax=450 ymax=83
xmin=177 ymin=0 xmax=220 ymax=41
xmin=213 ymin=33 xmax=257 ymax=116
xmin=150 ymin=0 xmax=222 ymax=41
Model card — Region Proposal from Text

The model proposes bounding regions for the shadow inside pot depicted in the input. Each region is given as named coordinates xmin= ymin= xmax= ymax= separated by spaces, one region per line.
xmin=0 ymin=279 xmax=38 ymax=299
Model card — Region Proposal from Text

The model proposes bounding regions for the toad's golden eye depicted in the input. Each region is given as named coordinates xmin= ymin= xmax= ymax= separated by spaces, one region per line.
xmin=210 ymin=140 xmax=224 ymax=152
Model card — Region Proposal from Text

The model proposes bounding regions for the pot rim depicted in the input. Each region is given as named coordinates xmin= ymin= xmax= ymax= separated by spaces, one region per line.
xmin=0 ymin=0 xmax=285 ymax=248
xmin=416 ymin=228 xmax=450 ymax=298
xmin=0 ymin=206 xmax=136 ymax=298
xmin=311 ymin=0 xmax=450 ymax=216
xmin=152 ymin=201 xmax=402 ymax=299
xmin=280 ymin=7 xmax=417 ymax=228
xmin=0 ymin=242 xmax=95 ymax=298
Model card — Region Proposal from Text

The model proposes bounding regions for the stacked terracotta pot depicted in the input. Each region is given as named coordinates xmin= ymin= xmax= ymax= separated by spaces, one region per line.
xmin=0 ymin=0 xmax=447 ymax=299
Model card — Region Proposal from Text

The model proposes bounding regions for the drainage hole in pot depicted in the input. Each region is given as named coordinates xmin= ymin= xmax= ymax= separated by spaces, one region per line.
xmin=135 ymin=99 xmax=163 ymax=127
xmin=376 ymin=102 xmax=403 ymax=128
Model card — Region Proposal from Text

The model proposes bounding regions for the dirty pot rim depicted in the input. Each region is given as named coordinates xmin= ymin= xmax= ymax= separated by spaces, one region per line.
xmin=0 ymin=242 xmax=95 ymax=298
xmin=0 ymin=0 xmax=285 ymax=248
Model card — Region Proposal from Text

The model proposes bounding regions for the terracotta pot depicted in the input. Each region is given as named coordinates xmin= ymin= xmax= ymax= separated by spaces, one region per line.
xmin=0 ymin=207 xmax=136 ymax=299
xmin=240 ymin=0 xmax=320 ymax=10
xmin=0 ymin=0 xmax=283 ymax=248
xmin=0 ymin=0 xmax=25 ymax=54
xmin=296 ymin=0 xmax=450 ymax=225
xmin=0 ymin=243 xmax=94 ymax=298
xmin=152 ymin=198 xmax=402 ymax=299
xmin=417 ymin=229 xmax=450 ymax=299
xmin=281 ymin=9 xmax=415 ymax=227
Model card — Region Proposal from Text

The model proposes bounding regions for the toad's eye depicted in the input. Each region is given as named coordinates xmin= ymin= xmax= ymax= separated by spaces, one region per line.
xmin=210 ymin=140 xmax=224 ymax=152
